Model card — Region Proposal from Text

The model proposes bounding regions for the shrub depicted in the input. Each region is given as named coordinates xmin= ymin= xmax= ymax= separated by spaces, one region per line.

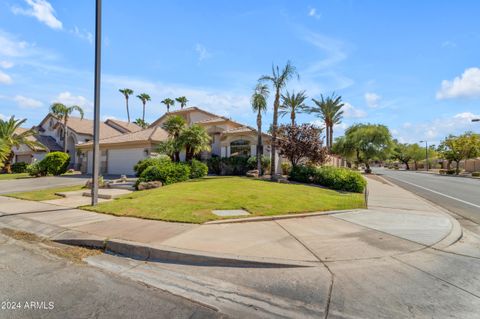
xmin=446 ymin=169 xmax=458 ymax=175
xmin=247 ymin=156 xmax=271 ymax=173
xmin=39 ymin=152 xmax=70 ymax=176
xmin=289 ymin=165 xmax=366 ymax=193
xmin=206 ymin=156 xmax=250 ymax=175
xmin=139 ymin=162 xmax=191 ymax=186
xmin=133 ymin=155 xmax=171 ymax=177
xmin=206 ymin=157 xmax=221 ymax=175
xmin=472 ymin=171 xmax=480 ymax=177
xmin=281 ymin=162 xmax=292 ymax=175
xmin=189 ymin=159 xmax=208 ymax=179
xmin=26 ymin=161 xmax=47 ymax=177
xmin=12 ymin=162 xmax=28 ymax=173
xmin=439 ymin=169 xmax=446 ymax=175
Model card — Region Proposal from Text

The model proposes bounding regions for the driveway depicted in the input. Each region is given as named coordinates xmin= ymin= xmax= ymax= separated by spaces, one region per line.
xmin=0 ymin=175 xmax=90 ymax=194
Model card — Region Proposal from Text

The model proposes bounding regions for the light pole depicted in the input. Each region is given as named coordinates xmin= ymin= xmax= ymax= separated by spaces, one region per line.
xmin=472 ymin=119 xmax=480 ymax=122
xmin=419 ymin=140 xmax=428 ymax=171
xmin=91 ymin=0 xmax=102 ymax=205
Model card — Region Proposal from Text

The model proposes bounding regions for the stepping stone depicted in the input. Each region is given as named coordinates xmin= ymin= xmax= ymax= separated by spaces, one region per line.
xmin=212 ymin=209 xmax=250 ymax=217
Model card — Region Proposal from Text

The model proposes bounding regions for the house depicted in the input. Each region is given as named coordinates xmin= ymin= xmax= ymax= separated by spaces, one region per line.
xmin=77 ymin=107 xmax=281 ymax=175
xmin=12 ymin=114 xmax=141 ymax=168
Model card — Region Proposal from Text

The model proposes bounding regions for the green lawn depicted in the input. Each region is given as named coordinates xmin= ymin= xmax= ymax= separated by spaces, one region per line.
xmin=0 ymin=173 xmax=31 ymax=180
xmin=83 ymin=176 xmax=365 ymax=224
xmin=5 ymin=185 xmax=85 ymax=201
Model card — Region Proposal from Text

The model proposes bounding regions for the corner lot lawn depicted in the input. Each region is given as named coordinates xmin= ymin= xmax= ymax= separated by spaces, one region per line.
xmin=6 ymin=185 xmax=84 ymax=201
xmin=83 ymin=176 xmax=365 ymax=223
xmin=0 ymin=173 xmax=31 ymax=180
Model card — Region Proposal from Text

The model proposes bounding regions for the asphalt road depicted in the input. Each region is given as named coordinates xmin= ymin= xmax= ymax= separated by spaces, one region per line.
xmin=374 ymin=168 xmax=480 ymax=224
xmin=0 ymin=233 xmax=223 ymax=319
xmin=0 ymin=175 xmax=90 ymax=194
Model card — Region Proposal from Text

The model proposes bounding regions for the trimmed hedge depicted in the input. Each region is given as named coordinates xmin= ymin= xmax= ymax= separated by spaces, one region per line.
xmin=247 ymin=156 xmax=271 ymax=172
xmin=40 ymin=152 xmax=70 ymax=176
xmin=12 ymin=162 xmax=28 ymax=173
xmin=139 ymin=162 xmax=191 ymax=186
xmin=134 ymin=155 xmax=171 ymax=177
xmin=472 ymin=171 xmax=480 ymax=177
xmin=289 ymin=165 xmax=366 ymax=193
xmin=189 ymin=159 xmax=208 ymax=179
xmin=206 ymin=156 xmax=250 ymax=175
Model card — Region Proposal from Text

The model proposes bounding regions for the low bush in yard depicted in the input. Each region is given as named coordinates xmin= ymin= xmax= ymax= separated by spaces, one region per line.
xmin=11 ymin=162 xmax=28 ymax=173
xmin=40 ymin=152 xmax=70 ymax=176
xmin=133 ymin=155 xmax=171 ymax=177
xmin=138 ymin=162 xmax=191 ymax=186
xmin=188 ymin=159 xmax=208 ymax=179
xmin=289 ymin=165 xmax=366 ymax=193
xmin=472 ymin=171 xmax=480 ymax=177
xmin=206 ymin=156 xmax=250 ymax=175
xmin=247 ymin=156 xmax=271 ymax=173
xmin=26 ymin=161 xmax=46 ymax=177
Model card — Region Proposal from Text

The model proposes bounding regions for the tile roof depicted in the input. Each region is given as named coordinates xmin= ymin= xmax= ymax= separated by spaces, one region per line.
xmin=14 ymin=127 xmax=62 ymax=152
xmin=64 ymin=116 xmax=123 ymax=139
xmin=194 ymin=117 xmax=228 ymax=124
xmin=105 ymin=119 xmax=143 ymax=133
xmin=78 ymin=126 xmax=169 ymax=147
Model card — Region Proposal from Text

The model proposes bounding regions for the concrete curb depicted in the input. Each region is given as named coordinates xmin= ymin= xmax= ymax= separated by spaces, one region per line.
xmin=204 ymin=209 xmax=364 ymax=224
xmin=0 ymin=216 xmax=316 ymax=268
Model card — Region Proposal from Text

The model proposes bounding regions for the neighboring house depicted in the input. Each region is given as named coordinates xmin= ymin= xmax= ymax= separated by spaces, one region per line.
xmin=12 ymin=127 xmax=63 ymax=164
xmin=12 ymin=114 xmax=134 ymax=168
xmin=77 ymin=107 xmax=280 ymax=175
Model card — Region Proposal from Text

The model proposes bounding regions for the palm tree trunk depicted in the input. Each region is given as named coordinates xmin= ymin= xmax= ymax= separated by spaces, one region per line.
xmin=142 ymin=102 xmax=146 ymax=122
xmin=257 ymin=111 xmax=262 ymax=175
xmin=63 ymin=118 xmax=68 ymax=153
xmin=4 ymin=151 xmax=14 ymax=174
xmin=126 ymin=97 xmax=130 ymax=123
xmin=270 ymin=90 xmax=280 ymax=180
xmin=291 ymin=111 xmax=295 ymax=127
xmin=329 ymin=125 xmax=333 ymax=151
xmin=325 ymin=121 xmax=330 ymax=149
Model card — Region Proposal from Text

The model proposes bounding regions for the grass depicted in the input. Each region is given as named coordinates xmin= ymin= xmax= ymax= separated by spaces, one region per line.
xmin=83 ymin=176 xmax=365 ymax=224
xmin=5 ymin=185 xmax=85 ymax=201
xmin=0 ymin=173 xmax=31 ymax=180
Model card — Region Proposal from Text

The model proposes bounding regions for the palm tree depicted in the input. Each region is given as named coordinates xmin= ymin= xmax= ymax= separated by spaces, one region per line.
xmin=161 ymin=115 xmax=187 ymax=162
xmin=133 ymin=118 xmax=149 ymax=129
xmin=179 ymin=124 xmax=211 ymax=161
xmin=137 ymin=93 xmax=151 ymax=122
xmin=309 ymin=93 xmax=344 ymax=149
xmin=259 ymin=61 xmax=298 ymax=179
xmin=119 ymin=88 xmax=134 ymax=123
xmin=0 ymin=116 xmax=43 ymax=173
xmin=175 ymin=96 xmax=188 ymax=109
xmin=251 ymin=82 xmax=269 ymax=174
xmin=50 ymin=103 xmax=84 ymax=153
xmin=161 ymin=98 xmax=175 ymax=113
xmin=280 ymin=90 xmax=308 ymax=126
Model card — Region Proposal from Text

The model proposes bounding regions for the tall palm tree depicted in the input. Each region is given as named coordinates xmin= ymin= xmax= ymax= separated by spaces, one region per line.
xmin=133 ymin=118 xmax=149 ymax=129
xmin=175 ymin=96 xmax=188 ymax=109
xmin=180 ymin=124 xmax=211 ymax=161
xmin=0 ymin=116 xmax=42 ymax=173
xmin=50 ymin=103 xmax=84 ymax=153
xmin=259 ymin=61 xmax=298 ymax=179
xmin=119 ymin=88 xmax=134 ymax=123
xmin=280 ymin=90 xmax=308 ymax=126
xmin=251 ymin=82 xmax=269 ymax=174
xmin=136 ymin=93 xmax=151 ymax=122
xmin=161 ymin=98 xmax=175 ymax=113
xmin=309 ymin=93 xmax=344 ymax=149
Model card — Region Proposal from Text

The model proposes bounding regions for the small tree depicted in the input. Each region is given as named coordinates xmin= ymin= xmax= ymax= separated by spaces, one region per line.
xmin=161 ymin=98 xmax=175 ymax=112
xmin=161 ymin=115 xmax=187 ymax=162
xmin=179 ymin=124 xmax=211 ymax=161
xmin=439 ymin=132 xmax=480 ymax=174
xmin=277 ymin=124 xmax=327 ymax=167
xmin=119 ymin=88 xmax=134 ymax=123
xmin=133 ymin=118 xmax=149 ymax=129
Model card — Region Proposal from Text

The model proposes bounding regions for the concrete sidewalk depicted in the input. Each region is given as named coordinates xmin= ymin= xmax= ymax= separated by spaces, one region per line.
xmin=0 ymin=175 xmax=461 ymax=266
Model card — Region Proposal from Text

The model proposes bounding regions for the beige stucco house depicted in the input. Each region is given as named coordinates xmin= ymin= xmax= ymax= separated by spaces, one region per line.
xmin=77 ymin=107 xmax=280 ymax=175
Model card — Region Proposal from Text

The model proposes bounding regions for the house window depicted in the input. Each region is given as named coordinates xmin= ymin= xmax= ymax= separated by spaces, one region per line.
xmin=230 ymin=139 xmax=250 ymax=157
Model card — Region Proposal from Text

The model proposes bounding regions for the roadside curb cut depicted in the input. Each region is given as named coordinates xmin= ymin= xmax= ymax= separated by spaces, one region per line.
xmin=0 ymin=216 xmax=317 ymax=268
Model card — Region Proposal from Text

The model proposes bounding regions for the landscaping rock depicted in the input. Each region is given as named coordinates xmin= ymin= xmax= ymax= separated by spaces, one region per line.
xmin=137 ymin=181 xmax=162 ymax=190
xmin=246 ymin=170 xmax=259 ymax=178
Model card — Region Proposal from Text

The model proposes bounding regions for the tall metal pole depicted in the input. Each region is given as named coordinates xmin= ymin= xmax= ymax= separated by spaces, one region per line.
xmin=91 ymin=0 xmax=102 ymax=205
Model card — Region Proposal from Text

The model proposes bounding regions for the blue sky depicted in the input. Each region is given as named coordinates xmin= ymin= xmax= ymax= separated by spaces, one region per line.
xmin=1 ymin=0 xmax=479 ymax=145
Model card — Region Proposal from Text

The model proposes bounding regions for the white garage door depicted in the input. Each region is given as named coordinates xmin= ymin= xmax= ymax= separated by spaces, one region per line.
xmin=108 ymin=148 xmax=146 ymax=176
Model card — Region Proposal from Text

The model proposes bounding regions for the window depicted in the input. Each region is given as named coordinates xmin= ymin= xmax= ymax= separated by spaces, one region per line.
xmin=230 ymin=139 xmax=250 ymax=157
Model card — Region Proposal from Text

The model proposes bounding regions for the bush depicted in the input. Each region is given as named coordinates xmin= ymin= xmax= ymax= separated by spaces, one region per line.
xmin=189 ymin=159 xmax=208 ymax=179
xmin=206 ymin=157 xmax=221 ymax=175
xmin=247 ymin=156 xmax=271 ymax=173
xmin=139 ymin=162 xmax=191 ymax=186
xmin=446 ymin=169 xmax=458 ymax=175
xmin=39 ymin=152 xmax=70 ymax=176
xmin=439 ymin=169 xmax=446 ymax=175
xmin=281 ymin=162 xmax=292 ymax=175
xmin=133 ymin=155 xmax=171 ymax=177
xmin=12 ymin=162 xmax=28 ymax=173
xmin=26 ymin=161 xmax=47 ymax=177
xmin=206 ymin=156 xmax=250 ymax=175
xmin=472 ymin=171 xmax=480 ymax=177
xmin=289 ymin=165 xmax=366 ymax=193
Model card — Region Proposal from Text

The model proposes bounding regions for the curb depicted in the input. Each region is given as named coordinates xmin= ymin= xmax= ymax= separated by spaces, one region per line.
xmin=204 ymin=209 xmax=364 ymax=224
xmin=0 ymin=215 xmax=316 ymax=268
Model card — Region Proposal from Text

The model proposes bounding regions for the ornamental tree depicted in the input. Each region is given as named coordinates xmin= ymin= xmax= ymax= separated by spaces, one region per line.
xmin=439 ymin=132 xmax=480 ymax=174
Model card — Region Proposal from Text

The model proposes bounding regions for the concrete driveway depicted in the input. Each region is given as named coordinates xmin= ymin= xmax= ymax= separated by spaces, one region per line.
xmin=0 ymin=175 xmax=90 ymax=194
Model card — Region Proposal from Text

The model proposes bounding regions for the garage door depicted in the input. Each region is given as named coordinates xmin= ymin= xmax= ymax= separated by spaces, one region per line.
xmin=108 ymin=148 xmax=145 ymax=176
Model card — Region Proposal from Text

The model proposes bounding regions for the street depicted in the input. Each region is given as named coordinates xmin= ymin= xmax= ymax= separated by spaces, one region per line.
xmin=0 ymin=231 xmax=223 ymax=319
xmin=0 ymin=175 xmax=89 ymax=194
xmin=375 ymin=168 xmax=480 ymax=224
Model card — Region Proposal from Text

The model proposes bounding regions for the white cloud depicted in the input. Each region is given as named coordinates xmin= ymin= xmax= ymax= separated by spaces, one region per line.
xmin=71 ymin=26 xmax=93 ymax=44
xmin=12 ymin=0 xmax=62 ymax=30
xmin=195 ymin=43 xmax=211 ymax=61
xmin=342 ymin=102 xmax=367 ymax=118
xmin=14 ymin=95 xmax=43 ymax=109
xmin=441 ymin=41 xmax=456 ymax=48
xmin=436 ymin=67 xmax=480 ymax=99
xmin=0 ymin=113 xmax=7 ymax=120
xmin=0 ymin=61 xmax=14 ymax=69
xmin=308 ymin=8 xmax=321 ymax=19
xmin=0 ymin=70 xmax=12 ymax=84
xmin=53 ymin=91 xmax=93 ymax=112
xmin=0 ymin=31 xmax=30 ymax=57
xmin=364 ymin=92 xmax=381 ymax=108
